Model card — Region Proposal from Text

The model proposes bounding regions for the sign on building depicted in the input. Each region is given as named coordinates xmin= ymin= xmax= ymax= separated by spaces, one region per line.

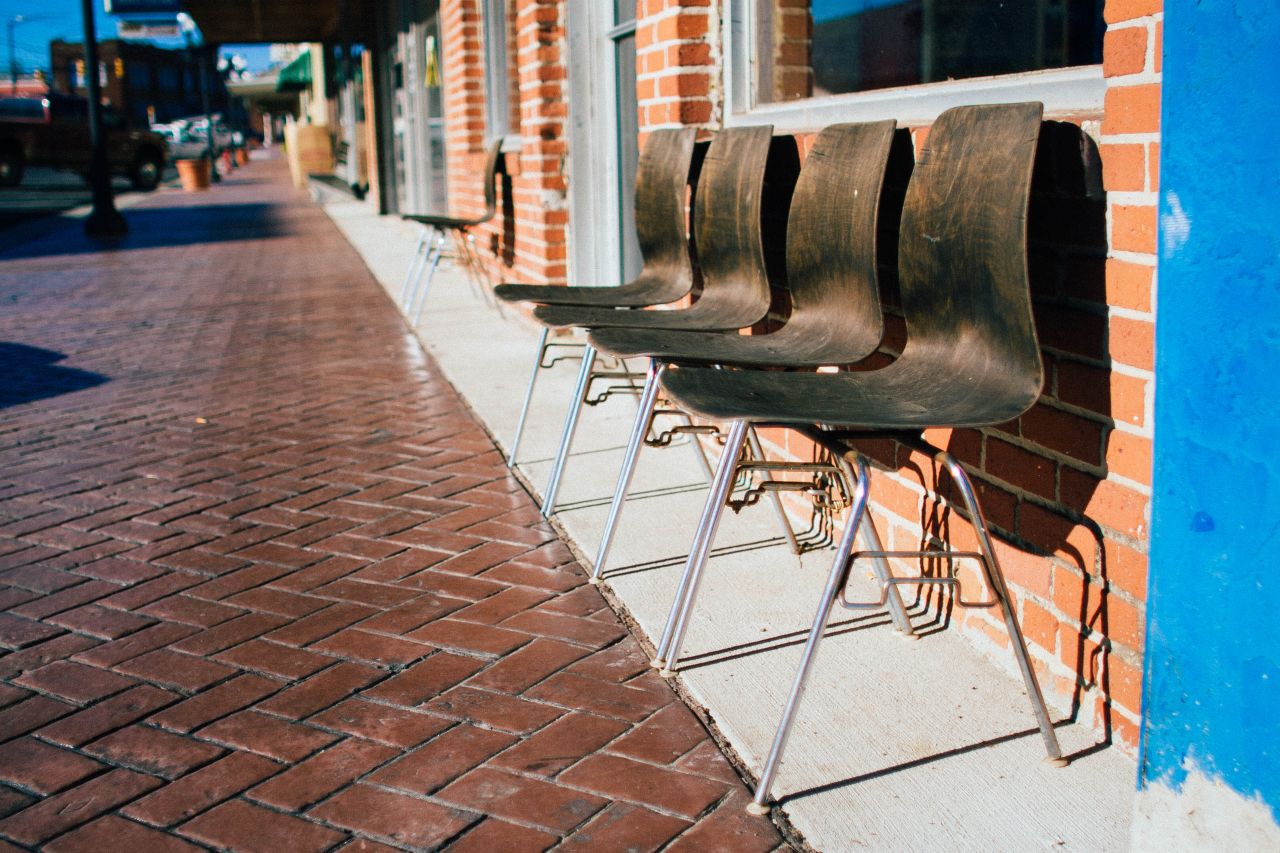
xmin=117 ymin=19 xmax=182 ymax=39
xmin=103 ymin=1 xmax=182 ymax=13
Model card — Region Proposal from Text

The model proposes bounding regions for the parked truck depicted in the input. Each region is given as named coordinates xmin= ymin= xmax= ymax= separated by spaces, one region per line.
xmin=0 ymin=94 xmax=168 ymax=191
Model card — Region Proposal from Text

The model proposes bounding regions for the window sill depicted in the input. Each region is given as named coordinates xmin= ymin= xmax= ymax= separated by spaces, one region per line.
xmin=726 ymin=65 xmax=1104 ymax=132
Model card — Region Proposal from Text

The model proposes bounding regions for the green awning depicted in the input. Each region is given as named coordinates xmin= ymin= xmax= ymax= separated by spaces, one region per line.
xmin=275 ymin=50 xmax=312 ymax=92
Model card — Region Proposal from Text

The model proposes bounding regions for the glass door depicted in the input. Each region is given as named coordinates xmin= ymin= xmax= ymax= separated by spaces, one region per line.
xmin=612 ymin=1 xmax=641 ymax=281
xmin=566 ymin=0 xmax=642 ymax=286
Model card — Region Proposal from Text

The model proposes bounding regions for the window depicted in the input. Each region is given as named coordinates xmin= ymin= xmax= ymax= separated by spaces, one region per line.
xmin=483 ymin=0 xmax=520 ymax=140
xmin=728 ymin=0 xmax=1106 ymax=129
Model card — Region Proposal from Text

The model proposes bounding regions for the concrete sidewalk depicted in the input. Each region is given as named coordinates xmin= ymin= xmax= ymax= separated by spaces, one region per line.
xmin=0 ymin=154 xmax=786 ymax=851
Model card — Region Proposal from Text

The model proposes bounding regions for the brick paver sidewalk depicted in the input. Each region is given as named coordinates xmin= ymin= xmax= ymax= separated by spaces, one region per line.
xmin=0 ymin=157 xmax=787 ymax=852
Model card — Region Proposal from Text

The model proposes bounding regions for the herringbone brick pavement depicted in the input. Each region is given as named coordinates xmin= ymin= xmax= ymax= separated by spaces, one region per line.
xmin=0 ymin=157 xmax=787 ymax=852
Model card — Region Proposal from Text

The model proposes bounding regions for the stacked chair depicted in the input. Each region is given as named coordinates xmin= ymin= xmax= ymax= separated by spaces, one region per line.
xmin=398 ymin=138 xmax=505 ymax=324
xmin=496 ymin=126 xmax=802 ymax=549
xmin=493 ymin=128 xmax=701 ymax=469
xmin=586 ymin=120 xmax=914 ymax=592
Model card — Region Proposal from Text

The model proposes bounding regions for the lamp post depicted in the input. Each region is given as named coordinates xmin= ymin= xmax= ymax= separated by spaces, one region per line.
xmin=80 ymin=0 xmax=126 ymax=237
xmin=7 ymin=15 xmax=22 ymax=96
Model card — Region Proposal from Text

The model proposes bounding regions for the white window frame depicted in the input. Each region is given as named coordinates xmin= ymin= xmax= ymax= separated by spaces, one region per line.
xmin=482 ymin=0 xmax=521 ymax=147
xmin=723 ymin=1 xmax=1105 ymax=132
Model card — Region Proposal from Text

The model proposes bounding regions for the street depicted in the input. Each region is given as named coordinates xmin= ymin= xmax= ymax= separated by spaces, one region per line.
xmin=0 ymin=166 xmax=173 ymax=231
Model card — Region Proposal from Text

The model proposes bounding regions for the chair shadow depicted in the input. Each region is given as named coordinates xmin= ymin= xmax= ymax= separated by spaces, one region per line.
xmin=0 ymin=343 xmax=109 ymax=409
xmin=777 ymin=717 xmax=1078 ymax=808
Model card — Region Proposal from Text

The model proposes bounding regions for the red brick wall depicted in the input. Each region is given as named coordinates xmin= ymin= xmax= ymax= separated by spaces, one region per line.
xmin=636 ymin=0 xmax=717 ymax=132
xmin=441 ymin=0 xmax=569 ymax=284
xmin=632 ymin=0 xmax=1161 ymax=752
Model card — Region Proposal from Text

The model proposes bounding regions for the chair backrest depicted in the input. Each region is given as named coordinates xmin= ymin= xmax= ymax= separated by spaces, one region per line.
xmin=632 ymin=127 xmax=698 ymax=288
xmin=897 ymin=102 xmax=1045 ymax=409
xmin=691 ymin=124 xmax=775 ymax=319
xmin=478 ymin=138 xmax=506 ymax=221
xmin=782 ymin=120 xmax=896 ymax=360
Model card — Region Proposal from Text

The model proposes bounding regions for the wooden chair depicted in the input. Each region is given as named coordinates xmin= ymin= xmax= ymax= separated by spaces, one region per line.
xmin=398 ymin=138 xmax=505 ymax=323
xmin=490 ymin=128 xmax=699 ymax=467
xmin=532 ymin=126 xmax=781 ymax=516
xmin=584 ymin=121 xmax=909 ymax=615
xmin=654 ymin=103 xmax=1066 ymax=811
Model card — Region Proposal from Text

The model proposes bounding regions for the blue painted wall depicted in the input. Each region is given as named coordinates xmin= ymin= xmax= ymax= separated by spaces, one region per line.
xmin=1142 ymin=0 xmax=1280 ymax=817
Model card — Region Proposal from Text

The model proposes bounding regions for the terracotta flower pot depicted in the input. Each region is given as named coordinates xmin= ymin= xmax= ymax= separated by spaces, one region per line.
xmin=235 ymin=148 xmax=250 ymax=166
xmin=176 ymin=158 xmax=211 ymax=192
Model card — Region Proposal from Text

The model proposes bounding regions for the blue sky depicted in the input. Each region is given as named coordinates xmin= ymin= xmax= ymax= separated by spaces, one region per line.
xmin=0 ymin=0 xmax=274 ymax=76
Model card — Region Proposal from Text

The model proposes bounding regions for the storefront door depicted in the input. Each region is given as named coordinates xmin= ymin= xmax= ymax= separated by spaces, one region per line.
xmin=566 ymin=0 xmax=641 ymax=286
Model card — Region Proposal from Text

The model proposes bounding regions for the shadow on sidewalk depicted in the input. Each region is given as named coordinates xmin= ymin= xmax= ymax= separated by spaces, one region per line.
xmin=0 ymin=203 xmax=286 ymax=260
xmin=0 ymin=343 xmax=108 ymax=408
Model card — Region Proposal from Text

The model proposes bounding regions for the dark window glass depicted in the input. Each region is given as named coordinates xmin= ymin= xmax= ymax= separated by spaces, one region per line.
xmin=484 ymin=0 xmax=520 ymax=137
xmin=758 ymin=0 xmax=1104 ymax=103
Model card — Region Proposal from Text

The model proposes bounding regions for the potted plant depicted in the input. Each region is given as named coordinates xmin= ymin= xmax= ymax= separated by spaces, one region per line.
xmin=175 ymin=157 xmax=211 ymax=191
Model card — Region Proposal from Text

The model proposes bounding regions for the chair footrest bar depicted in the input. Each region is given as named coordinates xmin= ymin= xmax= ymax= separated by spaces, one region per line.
xmin=727 ymin=479 xmax=847 ymax=512
xmin=839 ymin=549 xmax=997 ymax=610
xmin=646 ymin=423 xmax=722 ymax=447
xmin=585 ymin=384 xmax=644 ymax=405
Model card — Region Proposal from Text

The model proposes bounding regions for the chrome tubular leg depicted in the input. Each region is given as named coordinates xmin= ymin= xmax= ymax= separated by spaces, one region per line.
xmin=405 ymin=228 xmax=442 ymax=316
xmin=540 ymin=345 xmax=597 ymax=518
xmin=398 ymin=227 xmax=428 ymax=307
xmin=831 ymin=453 xmax=915 ymax=638
xmin=410 ymin=230 xmax=447 ymax=324
xmin=748 ymin=455 xmax=874 ymax=814
xmin=747 ymin=426 xmax=802 ymax=555
xmin=937 ymin=451 xmax=1066 ymax=766
xmin=656 ymin=420 xmax=750 ymax=676
xmin=650 ymin=424 xmax=737 ymax=669
xmin=591 ymin=362 xmax=665 ymax=583
xmin=508 ymin=327 xmax=550 ymax=469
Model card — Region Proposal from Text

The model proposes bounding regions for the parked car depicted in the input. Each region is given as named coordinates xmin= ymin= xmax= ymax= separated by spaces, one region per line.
xmin=184 ymin=116 xmax=236 ymax=153
xmin=151 ymin=122 xmax=209 ymax=161
xmin=0 ymin=94 xmax=168 ymax=190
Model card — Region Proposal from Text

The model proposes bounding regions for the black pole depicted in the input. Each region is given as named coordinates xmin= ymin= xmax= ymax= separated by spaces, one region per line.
xmin=201 ymin=44 xmax=220 ymax=183
xmin=80 ymin=0 xmax=126 ymax=236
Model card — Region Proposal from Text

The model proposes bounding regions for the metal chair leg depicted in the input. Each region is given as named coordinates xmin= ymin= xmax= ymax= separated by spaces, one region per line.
xmin=747 ymin=426 xmax=802 ymax=555
xmin=653 ymin=420 xmax=749 ymax=674
xmin=404 ymin=228 xmax=442 ymax=315
xmin=399 ymin=227 xmax=428 ymax=307
xmin=936 ymin=450 xmax=1065 ymax=766
xmin=540 ymin=344 xmax=597 ymax=518
xmin=591 ymin=362 xmax=665 ymax=583
xmin=409 ymin=230 xmax=447 ymax=325
xmin=747 ymin=453 xmax=876 ymax=813
xmin=508 ymin=327 xmax=550 ymax=470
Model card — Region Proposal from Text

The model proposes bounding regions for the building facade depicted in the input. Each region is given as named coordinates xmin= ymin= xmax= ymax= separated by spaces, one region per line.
xmin=49 ymin=39 xmax=230 ymax=128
